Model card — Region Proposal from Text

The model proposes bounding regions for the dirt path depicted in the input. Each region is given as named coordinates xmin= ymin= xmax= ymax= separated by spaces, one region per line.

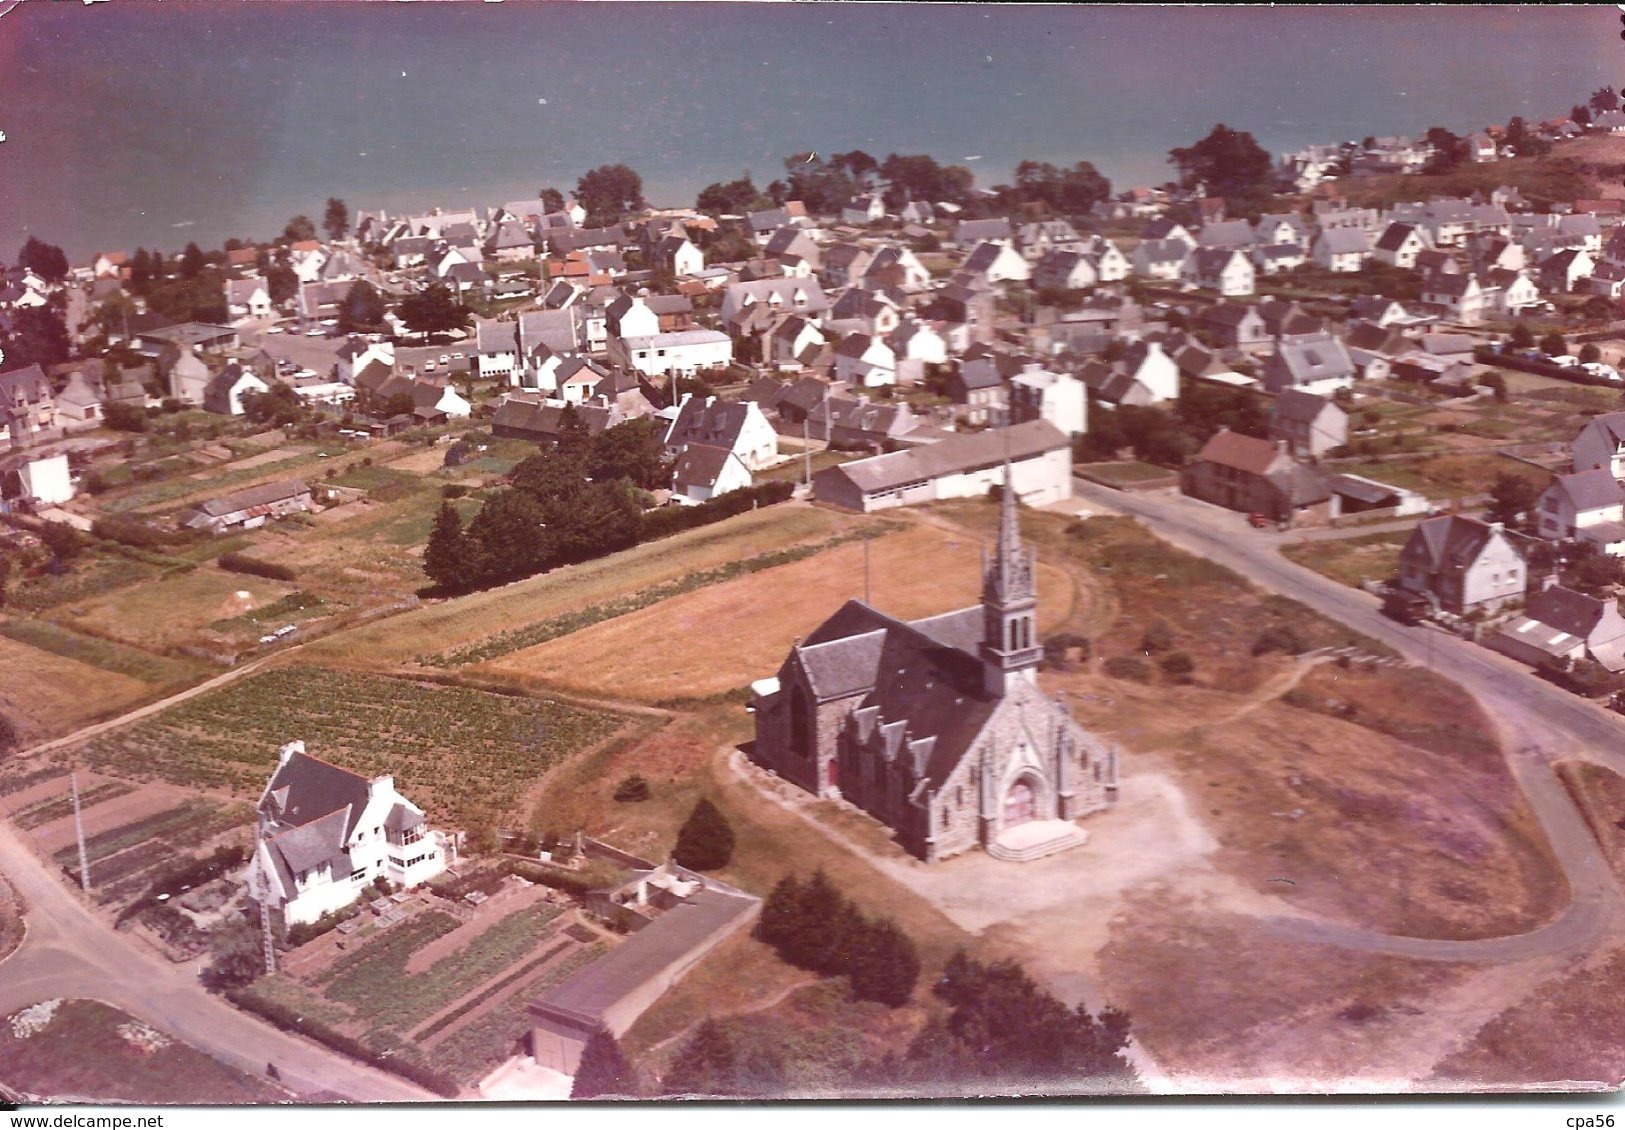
xmin=1210 ymin=655 xmax=1328 ymax=726
xmin=644 ymin=971 xmax=821 ymax=1058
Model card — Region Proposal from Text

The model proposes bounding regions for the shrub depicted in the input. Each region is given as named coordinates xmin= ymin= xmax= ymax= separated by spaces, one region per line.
xmin=672 ymin=797 xmax=735 ymax=871
xmin=639 ymin=481 xmax=794 ymax=541
xmin=442 ymin=483 xmax=469 ymax=499
xmin=1159 ymin=651 xmax=1195 ymax=682
xmin=1251 ymin=625 xmax=1306 ymax=657
xmin=1140 ymin=620 xmax=1174 ymax=654
xmin=218 ymin=551 xmax=297 ymax=581
xmin=612 ymin=774 xmax=651 ymax=803
xmin=1103 ymin=655 xmax=1152 ymax=683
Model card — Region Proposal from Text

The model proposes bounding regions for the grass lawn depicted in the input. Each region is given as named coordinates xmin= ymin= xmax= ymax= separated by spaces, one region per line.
xmin=59 ymin=566 xmax=301 ymax=650
xmin=1280 ymin=529 xmax=1411 ymax=589
xmin=1075 ymin=460 xmax=1178 ymax=488
xmin=482 ymin=520 xmax=1072 ymax=703
xmin=1340 ymin=452 xmax=1550 ymax=500
xmin=758 ymin=449 xmax=855 ymax=484
xmin=0 ymin=999 xmax=285 ymax=1104
xmin=301 ymin=502 xmax=856 ymax=670
xmin=57 ymin=665 xmax=630 ymax=831
xmin=4 ymin=549 xmax=169 ymax=613
xmin=1555 ymin=761 xmax=1625 ymax=885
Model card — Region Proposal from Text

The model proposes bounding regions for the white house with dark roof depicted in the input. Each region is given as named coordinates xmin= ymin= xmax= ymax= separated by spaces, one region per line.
xmin=663 ymin=393 xmax=778 ymax=470
xmin=225 ymin=275 xmax=273 ymax=322
xmin=1491 ymin=581 xmax=1625 ymax=674
xmin=670 ymin=442 xmax=752 ymax=506
xmin=1132 ymin=239 xmax=1190 ymax=281
xmin=961 ymin=240 xmax=1030 ymax=285
xmin=1396 ymin=515 xmax=1526 ymax=616
xmin=1571 ymin=412 xmax=1625 ymax=481
xmin=1310 ymin=227 xmax=1370 ymax=273
xmin=1260 ymin=332 xmax=1355 ymax=396
xmin=1183 ymin=247 xmax=1255 ymax=297
xmin=1537 ymin=469 xmax=1625 ymax=555
xmin=1268 ymin=388 xmax=1348 ymax=458
xmin=247 ymin=741 xmax=447 ymax=926
xmin=608 ymin=328 xmax=732 ymax=380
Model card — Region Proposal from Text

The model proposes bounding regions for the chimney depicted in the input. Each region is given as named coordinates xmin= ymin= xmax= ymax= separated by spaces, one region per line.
xmin=1276 ymin=438 xmax=1290 ymax=454
xmin=1542 ymin=571 xmax=1561 ymax=592
xmin=1490 ymin=521 xmax=1504 ymax=534
xmin=277 ymin=739 xmax=305 ymax=765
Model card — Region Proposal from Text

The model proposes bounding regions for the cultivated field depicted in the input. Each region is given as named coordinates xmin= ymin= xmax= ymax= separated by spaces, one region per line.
xmin=0 ymin=633 xmax=164 ymax=747
xmin=301 ymin=502 xmax=862 ymax=670
xmin=56 ymin=567 xmax=303 ymax=650
xmin=49 ymin=665 xmax=630 ymax=832
xmin=479 ymin=519 xmax=1074 ymax=702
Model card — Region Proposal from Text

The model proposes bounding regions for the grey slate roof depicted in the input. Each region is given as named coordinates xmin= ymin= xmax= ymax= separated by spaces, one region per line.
xmin=1550 ymin=468 xmax=1625 ymax=513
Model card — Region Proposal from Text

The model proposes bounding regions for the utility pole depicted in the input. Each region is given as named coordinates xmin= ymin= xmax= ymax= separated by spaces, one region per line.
xmin=864 ymin=536 xmax=872 ymax=606
xmin=70 ymin=772 xmax=90 ymax=892
xmin=260 ymin=893 xmax=279 ymax=977
xmin=803 ymin=417 xmax=811 ymax=488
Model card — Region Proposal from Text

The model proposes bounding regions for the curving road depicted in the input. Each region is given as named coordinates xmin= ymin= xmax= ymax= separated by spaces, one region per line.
xmin=0 ymin=814 xmax=433 ymax=1101
xmin=1070 ymin=478 xmax=1624 ymax=963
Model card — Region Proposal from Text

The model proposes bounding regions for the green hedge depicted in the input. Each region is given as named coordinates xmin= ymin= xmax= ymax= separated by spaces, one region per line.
xmin=218 ymin=552 xmax=298 ymax=582
xmin=640 ymin=480 xmax=794 ymax=541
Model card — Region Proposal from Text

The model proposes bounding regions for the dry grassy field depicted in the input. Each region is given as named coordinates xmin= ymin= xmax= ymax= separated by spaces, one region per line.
xmin=0 ymin=999 xmax=286 ymax=1103
xmin=301 ymin=503 xmax=858 ymax=670
xmin=0 ymin=634 xmax=160 ymax=746
xmin=1281 ymin=530 xmax=1412 ymax=590
xmin=479 ymin=520 xmax=1074 ymax=702
xmin=58 ymin=567 xmax=302 ymax=649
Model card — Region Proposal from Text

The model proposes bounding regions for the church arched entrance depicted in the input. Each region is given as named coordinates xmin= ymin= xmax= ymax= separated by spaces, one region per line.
xmin=1003 ymin=776 xmax=1039 ymax=828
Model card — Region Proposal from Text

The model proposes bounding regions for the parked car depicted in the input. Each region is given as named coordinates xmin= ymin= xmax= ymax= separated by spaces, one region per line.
xmin=1551 ymin=355 xmax=1580 ymax=368
xmin=1247 ymin=512 xmax=1271 ymax=529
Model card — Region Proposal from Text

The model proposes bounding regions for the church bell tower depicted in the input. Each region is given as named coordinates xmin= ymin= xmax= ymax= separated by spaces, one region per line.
xmin=980 ymin=462 xmax=1044 ymax=697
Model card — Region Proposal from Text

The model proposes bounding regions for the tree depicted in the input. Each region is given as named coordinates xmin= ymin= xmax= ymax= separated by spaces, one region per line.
xmin=1487 ymin=471 xmax=1542 ymax=528
xmin=463 ymin=489 xmax=550 ymax=584
xmin=1583 ymin=294 xmax=1618 ymax=324
xmin=538 ymin=186 xmax=566 ymax=213
xmin=552 ymin=403 xmax=592 ymax=460
xmin=337 ymin=279 xmax=387 ymax=333
xmin=17 ymin=236 xmax=69 ymax=282
xmin=397 ymin=284 xmax=472 ymax=339
xmin=180 ymin=242 xmax=205 ymax=279
xmin=1504 ymin=116 xmax=1548 ymax=159
xmin=575 ymin=164 xmax=644 ymax=226
xmin=1168 ymin=125 xmax=1274 ymax=206
xmin=1581 ymin=342 xmax=1603 ymax=364
xmin=696 ymin=175 xmax=767 ymax=216
xmin=671 ymin=797 xmax=734 ymax=871
xmin=39 ymin=521 xmax=83 ymax=563
xmin=1422 ymin=126 xmax=1467 ymax=173
xmin=1573 ymin=104 xmax=1593 ymax=127
xmin=1509 ymin=323 xmax=1534 ymax=350
xmin=1478 ymin=371 xmax=1508 ymax=403
xmin=0 ymin=306 xmax=71 ymax=369
xmin=204 ymin=917 xmax=266 ymax=990
xmin=424 ymin=501 xmax=473 ymax=589
xmin=663 ymin=1020 xmax=740 ymax=1097
xmin=266 ymin=263 xmax=298 ymax=306
xmin=1005 ymin=159 xmax=1112 ymax=215
xmin=323 ymin=197 xmax=350 ymax=242
xmin=571 ymin=1030 xmax=636 ymax=1098
xmin=242 ymin=383 xmax=303 ymax=427
xmin=781 ymin=153 xmax=856 ymax=215
xmin=847 ymin=916 xmax=920 ymax=1007
xmin=103 ymin=401 xmax=150 ymax=433
xmin=282 ymin=215 xmax=317 ymax=243
xmin=703 ymin=228 xmax=757 ymax=266
xmin=1539 ymin=332 xmax=1568 ymax=357
xmin=588 ymin=417 xmax=669 ymax=489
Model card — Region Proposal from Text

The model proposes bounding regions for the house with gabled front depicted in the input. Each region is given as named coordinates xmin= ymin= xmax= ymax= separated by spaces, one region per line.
xmin=842 ymin=195 xmax=886 ymax=225
xmin=1268 ymin=388 xmax=1348 ymax=458
xmin=1132 ymin=239 xmax=1190 ymax=281
xmin=1310 ymin=227 xmax=1370 ymax=273
xmin=1491 ymin=580 xmax=1625 ymax=675
xmin=1252 ymin=243 xmax=1308 ymax=276
xmin=1537 ymin=468 xmax=1625 ymax=556
xmin=1260 ymin=332 xmax=1355 ymax=396
xmin=247 ymin=741 xmax=448 ymax=927
xmin=1033 ymin=249 xmax=1097 ymax=292
xmin=1017 ymin=220 xmax=1087 ymax=263
xmin=1571 ymin=411 xmax=1625 ymax=480
xmin=1199 ymin=302 xmax=1270 ymax=349
xmin=1082 ymin=235 xmax=1129 ymax=282
xmin=225 ymin=275 xmax=273 ymax=322
xmin=663 ymin=393 xmax=779 ymax=470
xmin=1081 ymin=339 xmax=1180 ymax=407
xmin=1540 ymin=248 xmax=1595 ymax=294
xmin=671 ymin=443 xmax=753 ymax=506
xmin=1396 ymin=515 xmax=1527 ymax=615
xmin=1181 ymin=429 xmax=1330 ymax=523
xmin=833 ymin=332 xmax=899 ymax=388
xmin=1420 ymin=271 xmax=1491 ymax=325
xmin=1009 ymin=365 xmax=1087 ymax=437
xmin=1183 ymin=248 xmax=1255 ymax=297
xmin=961 ymin=240 xmax=1030 ymax=285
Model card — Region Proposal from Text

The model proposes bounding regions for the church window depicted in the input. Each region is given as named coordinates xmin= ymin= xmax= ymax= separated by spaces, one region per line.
xmin=1093 ymin=761 xmax=1102 ymax=782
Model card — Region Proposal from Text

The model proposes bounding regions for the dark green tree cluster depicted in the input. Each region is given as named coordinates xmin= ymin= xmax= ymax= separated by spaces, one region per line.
xmin=586 ymin=417 xmax=670 ymax=490
xmin=661 ymin=1019 xmax=786 ymax=1098
xmin=1487 ymin=471 xmax=1542 ymax=530
xmin=323 ymin=197 xmax=350 ymax=242
xmin=398 ymin=284 xmax=472 ymax=340
xmin=575 ymin=164 xmax=645 ymax=227
xmin=873 ymin=950 xmax=1136 ymax=1093
xmin=780 ymin=153 xmax=857 ymax=215
xmin=422 ymin=437 xmax=642 ymax=591
xmin=1422 ymin=127 xmax=1469 ymax=173
xmin=538 ymin=186 xmax=566 ymax=213
xmin=1503 ymin=116 xmax=1550 ymax=159
xmin=242 ymin=383 xmax=305 ymax=427
xmin=1001 ymin=160 xmax=1112 ymax=215
xmin=336 ymin=279 xmax=388 ymax=334
xmin=671 ymin=798 xmax=735 ymax=871
xmin=1168 ymin=124 xmax=1274 ymax=210
xmin=0 ymin=305 xmax=71 ymax=370
xmin=695 ymin=174 xmax=772 ymax=216
xmin=756 ymin=870 xmax=921 ymax=1008
xmin=878 ymin=153 xmax=975 ymax=210
xmin=17 ymin=236 xmax=69 ymax=282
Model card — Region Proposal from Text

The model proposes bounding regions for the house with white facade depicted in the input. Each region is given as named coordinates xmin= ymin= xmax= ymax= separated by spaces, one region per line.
xmin=1310 ymin=227 xmax=1370 ymax=273
xmin=225 ymin=276 xmax=273 ymax=322
xmin=1537 ymin=468 xmax=1625 ymax=555
xmin=609 ymin=328 xmax=733 ymax=380
xmin=1009 ymin=365 xmax=1088 ymax=437
xmin=671 ymin=443 xmax=753 ymax=505
xmin=1132 ymin=239 xmax=1190 ymax=281
xmin=1261 ymin=332 xmax=1356 ymax=396
xmin=1033 ymin=250 xmax=1098 ymax=292
xmin=812 ymin=419 xmax=1073 ymax=512
xmin=833 ymin=333 xmax=898 ymax=388
xmin=663 ymin=394 xmax=779 ymax=471
xmin=961 ymin=240 xmax=1031 ymax=285
xmin=1571 ymin=412 xmax=1625 ymax=480
xmin=1183 ymin=248 xmax=1255 ymax=297
xmin=248 ymin=742 xmax=448 ymax=927
xmin=1420 ymin=272 xmax=1491 ymax=325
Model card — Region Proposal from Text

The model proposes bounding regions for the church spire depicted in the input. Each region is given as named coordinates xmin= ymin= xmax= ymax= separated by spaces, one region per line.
xmin=980 ymin=459 xmax=1042 ymax=696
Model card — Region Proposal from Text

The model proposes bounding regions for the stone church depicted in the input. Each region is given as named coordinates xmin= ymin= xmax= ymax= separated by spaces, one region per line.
xmin=749 ymin=471 xmax=1117 ymax=862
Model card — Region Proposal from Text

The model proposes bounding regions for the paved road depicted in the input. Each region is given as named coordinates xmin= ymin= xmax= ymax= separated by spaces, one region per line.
xmin=1071 ymin=478 xmax=1624 ymax=963
xmin=0 ymin=819 xmax=434 ymax=1102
